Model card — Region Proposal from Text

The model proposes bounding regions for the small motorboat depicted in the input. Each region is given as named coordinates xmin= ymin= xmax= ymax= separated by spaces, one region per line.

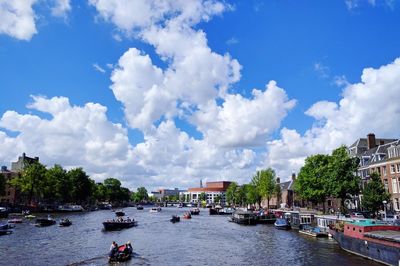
xmin=115 ymin=210 xmax=125 ymax=217
xmin=0 ymin=229 xmax=12 ymax=236
xmin=36 ymin=216 xmax=56 ymax=227
xmin=190 ymin=208 xmax=200 ymax=215
xmin=149 ymin=207 xmax=161 ymax=213
xmin=274 ymin=218 xmax=291 ymax=230
xmin=109 ymin=242 xmax=133 ymax=262
xmin=25 ymin=214 xmax=36 ymax=219
xmin=136 ymin=205 xmax=144 ymax=210
xmin=183 ymin=212 xmax=192 ymax=219
xmin=8 ymin=218 xmax=23 ymax=224
xmin=103 ymin=218 xmax=137 ymax=231
xmin=0 ymin=207 xmax=9 ymax=218
xmin=0 ymin=223 xmax=14 ymax=230
xmin=170 ymin=215 xmax=180 ymax=223
xmin=59 ymin=218 xmax=72 ymax=227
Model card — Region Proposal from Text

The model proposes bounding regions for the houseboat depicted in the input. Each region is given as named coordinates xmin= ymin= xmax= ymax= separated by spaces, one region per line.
xmin=231 ymin=210 xmax=257 ymax=225
xmin=256 ymin=211 xmax=277 ymax=224
xmin=330 ymin=220 xmax=400 ymax=265
xmin=285 ymin=211 xmax=316 ymax=230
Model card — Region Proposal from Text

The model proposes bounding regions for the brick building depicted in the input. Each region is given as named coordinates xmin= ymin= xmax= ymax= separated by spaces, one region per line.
xmin=349 ymin=133 xmax=400 ymax=213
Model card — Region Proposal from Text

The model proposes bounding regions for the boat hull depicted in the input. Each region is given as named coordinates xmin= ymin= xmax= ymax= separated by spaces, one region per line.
xmin=103 ymin=221 xmax=137 ymax=231
xmin=331 ymin=230 xmax=400 ymax=266
xmin=231 ymin=217 xmax=257 ymax=225
xmin=35 ymin=219 xmax=56 ymax=227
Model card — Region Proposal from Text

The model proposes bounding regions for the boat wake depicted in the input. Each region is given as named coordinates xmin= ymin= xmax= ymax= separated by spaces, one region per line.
xmin=67 ymin=253 xmax=150 ymax=266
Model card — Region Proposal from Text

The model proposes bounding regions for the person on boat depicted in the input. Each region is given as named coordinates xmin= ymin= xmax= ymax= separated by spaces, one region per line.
xmin=109 ymin=241 xmax=118 ymax=260
xmin=125 ymin=241 xmax=132 ymax=254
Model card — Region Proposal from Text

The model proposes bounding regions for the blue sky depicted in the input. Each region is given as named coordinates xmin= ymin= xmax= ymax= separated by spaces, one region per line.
xmin=0 ymin=0 xmax=399 ymax=190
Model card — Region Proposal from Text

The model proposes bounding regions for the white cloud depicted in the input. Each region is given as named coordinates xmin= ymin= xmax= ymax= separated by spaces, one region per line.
xmin=314 ymin=62 xmax=330 ymax=78
xmin=93 ymin=63 xmax=106 ymax=73
xmin=265 ymin=58 xmax=400 ymax=180
xmin=191 ymin=81 xmax=296 ymax=147
xmin=0 ymin=0 xmax=38 ymax=40
xmin=345 ymin=0 xmax=396 ymax=9
xmin=51 ymin=0 xmax=71 ymax=18
xmin=226 ymin=37 xmax=238 ymax=45
xmin=0 ymin=96 xmax=143 ymax=186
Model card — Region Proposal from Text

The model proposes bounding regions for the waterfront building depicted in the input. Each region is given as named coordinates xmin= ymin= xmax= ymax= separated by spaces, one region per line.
xmin=150 ymin=188 xmax=186 ymax=201
xmin=349 ymin=133 xmax=400 ymax=213
xmin=267 ymin=173 xmax=296 ymax=209
xmin=184 ymin=181 xmax=232 ymax=205
xmin=0 ymin=153 xmax=40 ymax=206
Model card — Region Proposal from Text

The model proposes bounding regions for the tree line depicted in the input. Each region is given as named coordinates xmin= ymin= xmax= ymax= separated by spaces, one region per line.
xmin=224 ymin=145 xmax=389 ymax=215
xmin=9 ymin=162 xmax=132 ymax=206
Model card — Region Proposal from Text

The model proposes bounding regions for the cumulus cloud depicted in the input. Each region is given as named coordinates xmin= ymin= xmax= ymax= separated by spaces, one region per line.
xmin=0 ymin=96 xmax=142 ymax=186
xmin=265 ymin=58 xmax=400 ymax=180
xmin=50 ymin=0 xmax=71 ymax=18
xmin=345 ymin=0 xmax=396 ymax=10
xmin=0 ymin=0 xmax=38 ymax=40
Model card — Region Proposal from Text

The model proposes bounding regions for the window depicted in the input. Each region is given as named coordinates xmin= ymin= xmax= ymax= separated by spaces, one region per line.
xmin=395 ymin=198 xmax=400 ymax=211
xmin=392 ymin=178 xmax=399 ymax=194
xmin=391 ymin=165 xmax=396 ymax=174
xmin=382 ymin=166 xmax=387 ymax=176
xmin=397 ymin=163 xmax=400 ymax=173
xmin=384 ymin=179 xmax=389 ymax=191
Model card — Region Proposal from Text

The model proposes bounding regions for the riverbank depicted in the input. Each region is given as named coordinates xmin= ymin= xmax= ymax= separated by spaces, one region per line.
xmin=0 ymin=207 xmax=381 ymax=266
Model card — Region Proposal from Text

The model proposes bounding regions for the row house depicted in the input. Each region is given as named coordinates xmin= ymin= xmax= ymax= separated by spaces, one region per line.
xmin=349 ymin=133 xmax=400 ymax=212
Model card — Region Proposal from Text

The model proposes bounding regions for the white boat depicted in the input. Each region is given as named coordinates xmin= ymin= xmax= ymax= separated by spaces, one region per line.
xmin=149 ymin=207 xmax=162 ymax=213
xmin=58 ymin=205 xmax=83 ymax=212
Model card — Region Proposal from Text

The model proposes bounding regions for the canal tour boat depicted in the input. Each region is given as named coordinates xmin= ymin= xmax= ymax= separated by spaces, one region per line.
xmin=330 ymin=220 xmax=400 ymax=265
xmin=274 ymin=218 xmax=291 ymax=230
xmin=103 ymin=218 xmax=137 ymax=231
xmin=35 ymin=216 xmax=56 ymax=227
xmin=231 ymin=210 xmax=257 ymax=225
xmin=190 ymin=208 xmax=200 ymax=215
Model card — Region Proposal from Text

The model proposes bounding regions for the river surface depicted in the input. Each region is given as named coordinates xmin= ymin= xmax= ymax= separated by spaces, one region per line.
xmin=0 ymin=207 xmax=381 ymax=266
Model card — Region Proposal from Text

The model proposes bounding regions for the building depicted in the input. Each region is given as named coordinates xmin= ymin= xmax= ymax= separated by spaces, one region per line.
xmin=267 ymin=173 xmax=296 ymax=209
xmin=184 ymin=181 xmax=232 ymax=205
xmin=349 ymin=133 xmax=400 ymax=213
xmin=150 ymin=188 xmax=186 ymax=201
xmin=0 ymin=153 xmax=40 ymax=206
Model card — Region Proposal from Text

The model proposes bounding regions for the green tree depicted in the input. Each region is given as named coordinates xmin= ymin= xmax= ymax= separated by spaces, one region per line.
xmin=243 ymin=184 xmax=258 ymax=206
xmin=254 ymin=168 xmax=276 ymax=209
xmin=199 ymin=192 xmax=207 ymax=201
xmin=68 ymin=168 xmax=93 ymax=204
xmin=226 ymin=182 xmax=239 ymax=206
xmin=327 ymin=146 xmax=360 ymax=212
xmin=10 ymin=162 xmax=47 ymax=205
xmin=0 ymin=173 xmax=5 ymax=196
xmin=104 ymin=177 xmax=122 ymax=203
xmin=46 ymin=164 xmax=68 ymax=203
xmin=361 ymin=172 xmax=390 ymax=216
xmin=214 ymin=194 xmax=221 ymax=204
xmin=136 ymin=187 xmax=148 ymax=202
xmin=95 ymin=182 xmax=108 ymax=202
xmin=295 ymin=154 xmax=330 ymax=212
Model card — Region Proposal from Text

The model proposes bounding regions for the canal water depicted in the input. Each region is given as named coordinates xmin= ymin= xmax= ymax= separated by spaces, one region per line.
xmin=0 ymin=207 xmax=380 ymax=266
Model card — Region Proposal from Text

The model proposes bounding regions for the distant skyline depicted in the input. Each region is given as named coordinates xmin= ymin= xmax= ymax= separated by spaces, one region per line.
xmin=0 ymin=0 xmax=399 ymax=190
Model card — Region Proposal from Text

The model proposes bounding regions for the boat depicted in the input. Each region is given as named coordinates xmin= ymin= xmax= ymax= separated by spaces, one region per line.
xmin=170 ymin=215 xmax=180 ymax=223
xmin=256 ymin=211 xmax=277 ymax=224
xmin=109 ymin=243 xmax=133 ymax=262
xmin=35 ymin=216 xmax=56 ymax=227
xmin=190 ymin=208 xmax=200 ymax=215
xmin=59 ymin=218 xmax=72 ymax=227
xmin=284 ymin=211 xmax=316 ymax=230
xmin=219 ymin=207 xmax=235 ymax=215
xmin=183 ymin=212 xmax=192 ymax=219
xmin=57 ymin=205 xmax=83 ymax=212
xmin=274 ymin=218 xmax=291 ymax=230
xmin=299 ymin=225 xmax=328 ymax=237
xmin=136 ymin=205 xmax=144 ymax=210
xmin=25 ymin=214 xmax=36 ymax=219
xmin=115 ymin=210 xmax=125 ymax=217
xmin=149 ymin=207 xmax=162 ymax=213
xmin=231 ymin=210 xmax=257 ymax=225
xmin=0 ymin=207 xmax=8 ymax=218
xmin=102 ymin=218 xmax=137 ymax=231
xmin=8 ymin=218 xmax=23 ymax=224
xmin=330 ymin=220 xmax=400 ymax=265
xmin=186 ymin=204 xmax=193 ymax=207
xmin=209 ymin=205 xmax=223 ymax=215
xmin=0 ymin=229 xmax=12 ymax=236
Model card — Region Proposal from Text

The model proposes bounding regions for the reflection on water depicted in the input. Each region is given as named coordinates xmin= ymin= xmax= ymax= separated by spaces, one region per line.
xmin=0 ymin=208 xmax=380 ymax=266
